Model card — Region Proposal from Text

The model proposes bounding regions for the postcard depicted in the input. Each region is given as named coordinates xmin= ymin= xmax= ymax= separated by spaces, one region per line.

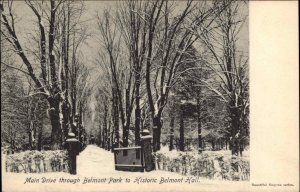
xmin=1 ymin=0 xmax=298 ymax=191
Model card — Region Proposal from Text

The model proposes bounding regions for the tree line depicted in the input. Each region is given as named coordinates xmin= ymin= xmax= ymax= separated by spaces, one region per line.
xmin=1 ymin=0 xmax=92 ymax=151
xmin=93 ymin=0 xmax=249 ymax=156
xmin=1 ymin=0 xmax=248 ymax=156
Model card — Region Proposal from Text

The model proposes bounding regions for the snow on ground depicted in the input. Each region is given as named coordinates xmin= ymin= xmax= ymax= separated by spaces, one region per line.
xmin=158 ymin=145 xmax=250 ymax=161
xmin=2 ymin=145 xmax=250 ymax=192
xmin=77 ymin=145 xmax=186 ymax=177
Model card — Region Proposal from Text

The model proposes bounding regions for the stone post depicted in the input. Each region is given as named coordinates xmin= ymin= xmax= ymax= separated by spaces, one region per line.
xmin=141 ymin=129 xmax=155 ymax=172
xmin=65 ymin=133 xmax=82 ymax=175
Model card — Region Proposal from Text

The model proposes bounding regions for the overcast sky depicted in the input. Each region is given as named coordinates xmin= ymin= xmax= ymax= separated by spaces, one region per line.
xmin=12 ymin=0 xmax=248 ymax=74
xmin=10 ymin=3 xmax=249 ymax=89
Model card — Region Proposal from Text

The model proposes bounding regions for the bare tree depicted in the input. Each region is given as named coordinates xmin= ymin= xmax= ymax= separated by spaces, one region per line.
xmin=143 ymin=0 xmax=219 ymax=151
xmin=194 ymin=0 xmax=249 ymax=156
xmin=1 ymin=0 xmax=90 ymax=149
xmin=96 ymin=10 xmax=122 ymax=147
xmin=94 ymin=0 xmax=223 ymax=151
xmin=116 ymin=1 xmax=154 ymax=145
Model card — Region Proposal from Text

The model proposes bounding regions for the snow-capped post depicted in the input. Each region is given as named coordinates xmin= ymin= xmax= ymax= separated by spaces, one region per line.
xmin=141 ymin=129 xmax=155 ymax=172
xmin=65 ymin=133 xmax=82 ymax=175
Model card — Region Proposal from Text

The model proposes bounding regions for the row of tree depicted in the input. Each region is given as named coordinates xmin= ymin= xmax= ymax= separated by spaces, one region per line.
xmin=1 ymin=0 xmax=249 ymax=156
xmin=1 ymin=0 xmax=92 ymax=150
xmin=93 ymin=0 xmax=249 ymax=156
xmin=1 ymin=65 xmax=48 ymax=152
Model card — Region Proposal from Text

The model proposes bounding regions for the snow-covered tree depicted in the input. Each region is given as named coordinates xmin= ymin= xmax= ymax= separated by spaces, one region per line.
xmin=193 ymin=0 xmax=249 ymax=156
xmin=1 ymin=0 xmax=91 ymax=149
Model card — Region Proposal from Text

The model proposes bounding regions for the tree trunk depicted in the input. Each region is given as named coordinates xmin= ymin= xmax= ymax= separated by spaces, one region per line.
xmin=37 ymin=126 xmax=42 ymax=151
xmin=152 ymin=116 xmax=162 ymax=152
xmin=11 ymin=131 xmax=16 ymax=154
xmin=62 ymin=7 xmax=71 ymax=142
xmin=111 ymin=120 xmax=114 ymax=153
xmin=122 ymin=90 xmax=131 ymax=147
xmin=122 ymin=124 xmax=129 ymax=147
xmin=122 ymin=86 xmax=131 ymax=147
xmin=122 ymin=88 xmax=130 ymax=147
xmin=112 ymin=89 xmax=119 ymax=146
xmin=196 ymin=96 xmax=202 ymax=153
xmin=229 ymin=106 xmax=241 ymax=156
xmin=169 ymin=116 xmax=174 ymax=151
xmin=48 ymin=97 xmax=62 ymax=149
xmin=103 ymin=104 xmax=108 ymax=150
xmin=28 ymin=129 xmax=33 ymax=150
xmin=62 ymin=100 xmax=71 ymax=141
xmin=98 ymin=115 xmax=102 ymax=146
xmin=78 ymin=103 xmax=83 ymax=142
xmin=179 ymin=106 xmax=184 ymax=152
xmin=212 ymin=141 xmax=215 ymax=150
xmin=239 ymin=141 xmax=244 ymax=156
xmin=101 ymin=124 xmax=105 ymax=149
xmin=134 ymin=80 xmax=141 ymax=146
xmin=71 ymin=76 xmax=77 ymax=127
xmin=107 ymin=120 xmax=111 ymax=151
xmin=28 ymin=99 xmax=34 ymax=150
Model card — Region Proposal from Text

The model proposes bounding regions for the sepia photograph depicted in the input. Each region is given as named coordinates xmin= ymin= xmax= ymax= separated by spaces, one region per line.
xmin=0 ymin=0 xmax=298 ymax=192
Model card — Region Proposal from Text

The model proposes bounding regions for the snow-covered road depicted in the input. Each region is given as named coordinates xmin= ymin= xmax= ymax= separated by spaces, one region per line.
xmin=76 ymin=145 xmax=185 ymax=178
xmin=77 ymin=145 xmax=116 ymax=176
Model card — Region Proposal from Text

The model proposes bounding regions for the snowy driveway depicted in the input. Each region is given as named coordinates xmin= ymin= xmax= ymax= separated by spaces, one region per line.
xmin=77 ymin=145 xmax=183 ymax=178
xmin=77 ymin=145 xmax=117 ymax=176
